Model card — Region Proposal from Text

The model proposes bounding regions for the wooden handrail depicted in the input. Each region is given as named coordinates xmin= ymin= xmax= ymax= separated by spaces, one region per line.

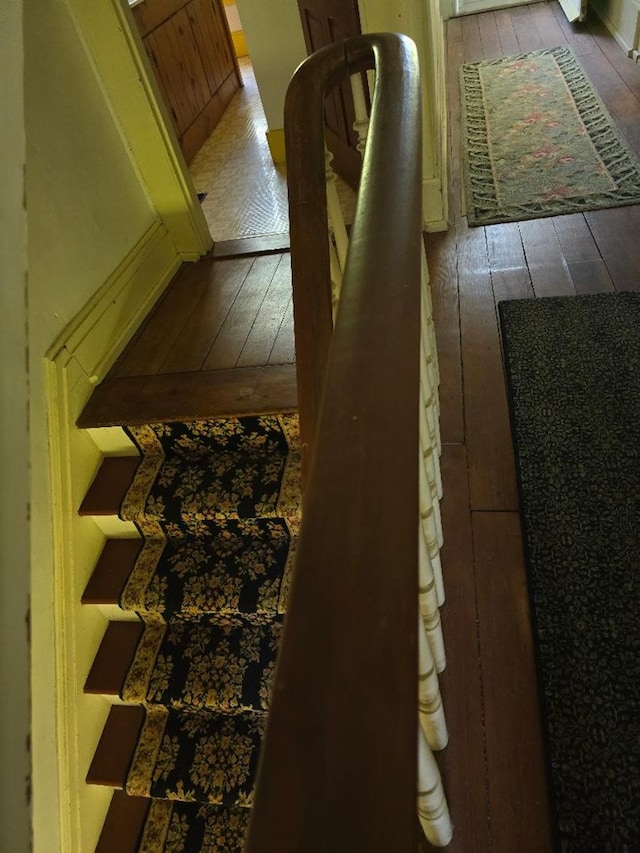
xmin=245 ymin=34 xmax=423 ymax=852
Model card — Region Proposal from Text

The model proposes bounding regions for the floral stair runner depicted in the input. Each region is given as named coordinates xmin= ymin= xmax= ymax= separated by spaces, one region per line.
xmin=108 ymin=414 xmax=300 ymax=851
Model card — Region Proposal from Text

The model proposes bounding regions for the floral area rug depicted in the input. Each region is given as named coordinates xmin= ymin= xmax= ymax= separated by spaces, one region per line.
xmin=461 ymin=46 xmax=640 ymax=225
xmin=116 ymin=415 xmax=300 ymax=851
xmin=499 ymin=293 xmax=640 ymax=852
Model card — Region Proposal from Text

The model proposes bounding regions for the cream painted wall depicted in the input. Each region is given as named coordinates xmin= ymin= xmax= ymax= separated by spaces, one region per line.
xmin=591 ymin=0 xmax=640 ymax=54
xmin=26 ymin=3 xmax=156 ymax=348
xmin=0 ymin=2 xmax=31 ymax=853
xmin=24 ymin=0 xmax=186 ymax=849
xmin=235 ymin=0 xmax=307 ymax=130
xmin=25 ymin=0 xmax=149 ymax=847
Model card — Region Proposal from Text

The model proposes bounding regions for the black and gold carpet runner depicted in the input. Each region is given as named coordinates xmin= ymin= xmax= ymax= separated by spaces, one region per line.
xmin=115 ymin=415 xmax=300 ymax=851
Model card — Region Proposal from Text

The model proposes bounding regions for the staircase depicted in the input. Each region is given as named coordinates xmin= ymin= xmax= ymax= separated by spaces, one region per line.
xmin=80 ymin=414 xmax=300 ymax=851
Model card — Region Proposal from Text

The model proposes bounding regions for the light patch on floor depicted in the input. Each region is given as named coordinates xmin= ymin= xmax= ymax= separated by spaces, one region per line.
xmin=189 ymin=57 xmax=358 ymax=243
xmin=189 ymin=58 xmax=289 ymax=242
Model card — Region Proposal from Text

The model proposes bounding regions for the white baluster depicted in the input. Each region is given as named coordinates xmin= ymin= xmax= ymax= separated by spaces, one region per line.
xmin=417 ymin=725 xmax=453 ymax=847
xmin=419 ymin=456 xmax=444 ymax=605
xmin=328 ymin=235 xmax=342 ymax=322
xmin=420 ymin=393 xmax=442 ymax=498
xmin=420 ymin=509 xmax=445 ymax=611
xmin=350 ymin=72 xmax=370 ymax=156
xmin=418 ymin=522 xmax=445 ymax=671
xmin=418 ymin=611 xmax=448 ymax=749
xmin=421 ymin=248 xmax=440 ymax=390
xmin=325 ymin=146 xmax=349 ymax=319
xmin=419 ymin=438 xmax=443 ymax=551
xmin=421 ymin=333 xmax=442 ymax=457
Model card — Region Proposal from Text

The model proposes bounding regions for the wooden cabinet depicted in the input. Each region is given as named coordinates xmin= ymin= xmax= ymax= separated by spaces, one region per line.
xmin=132 ymin=0 xmax=241 ymax=163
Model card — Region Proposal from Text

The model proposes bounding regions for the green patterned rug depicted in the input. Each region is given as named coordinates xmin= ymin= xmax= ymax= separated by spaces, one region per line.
xmin=114 ymin=415 xmax=301 ymax=850
xmin=461 ymin=46 xmax=640 ymax=225
xmin=499 ymin=293 xmax=640 ymax=852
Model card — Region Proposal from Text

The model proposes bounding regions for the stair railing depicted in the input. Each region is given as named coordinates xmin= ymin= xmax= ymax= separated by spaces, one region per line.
xmin=245 ymin=33 xmax=450 ymax=851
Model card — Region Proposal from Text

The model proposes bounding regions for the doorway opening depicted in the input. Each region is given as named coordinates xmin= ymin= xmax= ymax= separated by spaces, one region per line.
xmin=188 ymin=55 xmax=290 ymax=243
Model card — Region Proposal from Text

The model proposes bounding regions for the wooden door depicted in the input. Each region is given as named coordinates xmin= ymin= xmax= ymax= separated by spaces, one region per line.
xmin=297 ymin=0 xmax=364 ymax=187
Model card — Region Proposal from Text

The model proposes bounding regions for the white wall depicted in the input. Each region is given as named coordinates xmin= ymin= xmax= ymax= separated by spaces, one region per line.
xmin=0 ymin=2 xmax=31 ymax=852
xmin=24 ymin=0 xmax=172 ymax=849
xmin=591 ymin=0 xmax=640 ymax=54
xmin=235 ymin=0 xmax=307 ymax=129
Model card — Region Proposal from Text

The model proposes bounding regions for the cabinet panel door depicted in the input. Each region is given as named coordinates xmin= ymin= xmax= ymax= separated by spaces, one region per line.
xmin=145 ymin=7 xmax=210 ymax=135
xmin=188 ymin=0 xmax=239 ymax=96
xmin=297 ymin=0 xmax=364 ymax=187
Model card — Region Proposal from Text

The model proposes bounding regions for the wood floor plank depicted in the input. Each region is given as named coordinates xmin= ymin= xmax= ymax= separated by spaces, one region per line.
xmin=268 ymin=297 xmax=296 ymax=365
xmin=518 ymin=221 xmax=577 ymax=297
xmin=437 ymin=445 xmax=491 ymax=853
xmin=529 ymin=1 xmax=568 ymax=46
xmin=577 ymin=51 xmax=640 ymax=151
xmin=425 ymin=231 xmax=464 ymax=445
xmin=566 ymin=258 xmax=615 ymax=293
xmin=587 ymin=12 xmax=640 ymax=100
xmin=518 ymin=218 xmax=565 ymax=268
xmin=461 ymin=13 xmax=483 ymax=64
xmin=510 ymin=4 xmax=544 ymax=53
xmin=458 ymin=220 xmax=518 ymax=510
xmin=110 ymin=264 xmax=210 ymax=378
xmin=158 ymin=256 xmax=255 ymax=374
xmin=528 ymin=262 xmax=576 ymax=298
xmin=477 ymin=12 xmax=502 ymax=61
xmin=552 ymin=214 xmax=602 ymax=263
xmin=585 ymin=206 xmax=640 ymax=291
xmin=235 ymin=254 xmax=293 ymax=368
xmin=491 ymin=267 xmax=534 ymax=303
xmin=201 ymin=253 xmax=283 ymax=371
xmin=550 ymin=1 xmax=598 ymax=55
xmin=494 ymin=8 xmax=520 ymax=57
xmin=473 ymin=512 xmax=554 ymax=853
xmin=485 ymin=222 xmax=526 ymax=271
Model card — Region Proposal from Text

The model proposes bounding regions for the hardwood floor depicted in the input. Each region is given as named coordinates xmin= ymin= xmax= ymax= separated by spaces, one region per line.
xmin=430 ymin=3 xmax=640 ymax=851
xmin=79 ymin=249 xmax=296 ymax=426
xmin=79 ymin=2 xmax=640 ymax=848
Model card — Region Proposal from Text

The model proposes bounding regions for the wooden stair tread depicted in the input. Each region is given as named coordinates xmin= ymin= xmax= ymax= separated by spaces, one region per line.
xmin=95 ymin=791 xmax=150 ymax=853
xmin=79 ymin=457 xmax=140 ymax=516
xmin=85 ymin=621 xmax=144 ymax=695
xmin=82 ymin=539 xmax=143 ymax=605
xmin=77 ymin=364 xmax=298 ymax=429
xmin=87 ymin=705 xmax=145 ymax=788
